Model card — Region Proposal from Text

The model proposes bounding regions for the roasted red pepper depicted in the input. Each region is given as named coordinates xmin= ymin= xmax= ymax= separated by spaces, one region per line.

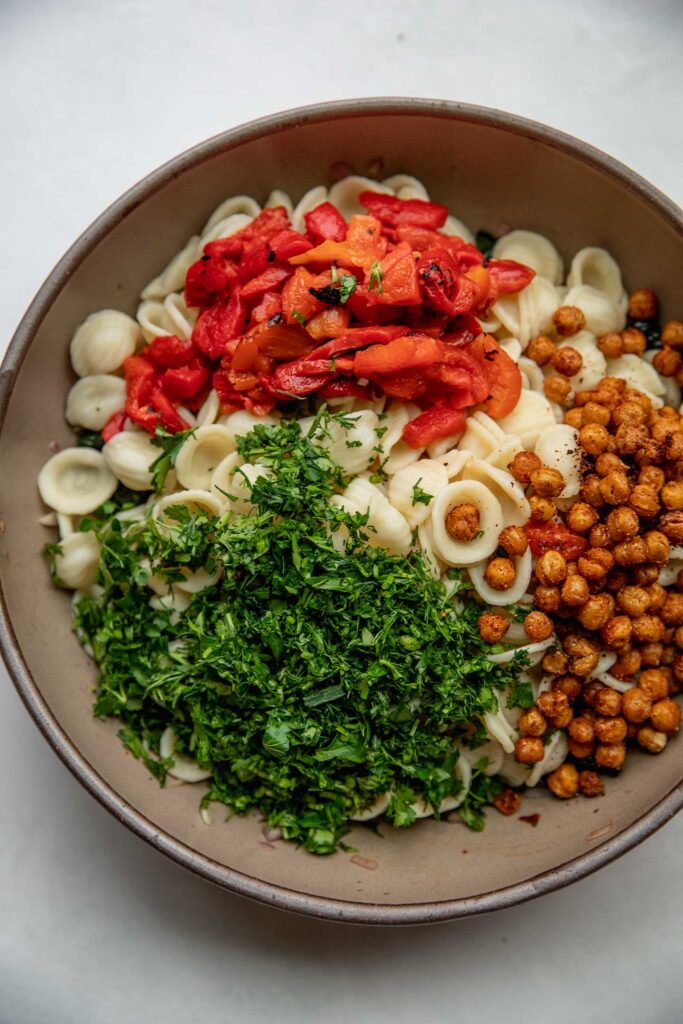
xmin=354 ymin=334 xmax=443 ymax=377
xmin=192 ymin=290 xmax=248 ymax=360
xmin=123 ymin=355 xmax=157 ymax=431
xmin=304 ymin=202 xmax=347 ymax=244
xmin=365 ymin=241 xmax=421 ymax=306
xmin=146 ymin=334 xmax=194 ymax=369
xmin=241 ymin=266 xmax=292 ymax=302
xmin=359 ymin=192 xmax=448 ymax=230
xmin=402 ymin=404 xmax=466 ymax=448
xmin=101 ymin=410 xmax=127 ymax=443
xmin=469 ymin=335 xmax=522 ymax=419
xmin=486 ymin=258 xmax=535 ymax=295
xmin=159 ymin=360 xmax=209 ymax=402
xmin=417 ymin=248 xmax=478 ymax=317
xmin=525 ymin=522 xmax=588 ymax=560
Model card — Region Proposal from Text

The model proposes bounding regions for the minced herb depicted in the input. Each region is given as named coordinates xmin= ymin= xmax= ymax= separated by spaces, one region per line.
xmin=70 ymin=412 xmax=520 ymax=853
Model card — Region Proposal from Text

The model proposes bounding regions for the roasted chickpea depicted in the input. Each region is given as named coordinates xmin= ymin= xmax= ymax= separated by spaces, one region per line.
xmin=632 ymin=614 xmax=665 ymax=644
xmin=477 ymin=612 xmax=510 ymax=644
xmin=578 ymin=770 xmax=604 ymax=797
xmin=650 ymin=698 xmax=681 ymax=733
xmin=616 ymin=424 xmax=650 ymax=458
xmin=542 ymin=649 xmax=569 ymax=675
xmin=523 ymin=611 xmax=553 ymax=642
xmin=653 ymin=347 xmax=682 ymax=377
xmin=579 ymin=423 xmax=610 ymax=456
xmin=638 ymin=669 xmax=670 ymax=702
xmin=661 ymin=481 xmax=683 ymax=511
xmin=647 ymin=584 xmax=668 ymax=613
xmin=660 ymin=510 xmax=683 ymax=543
xmin=553 ymin=674 xmax=583 ymax=703
xmin=544 ymin=374 xmax=571 ymax=404
xmin=620 ymin=327 xmax=646 ymax=356
xmin=589 ymin=523 xmax=613 ymax=550
xmin=529 ymin=496 xmax=556 ymax=522
xmin=530 ymin=467 xmax=565 ymax=498
xmin=547 ymin=763 xmax=579 ymax=798
xmin=632 ymin=564 xmax=660 ymax=586
xmin=594 ymin=716 xmax=628 ymax=743
xmin=508 ymin=450 xmax=542 ymax=485
xmin=639 ymin=465 xmax=665 ymax=491
xmin=536 ymin=690 xmax=569 ymax=718
xmin=644 ymin=531 xmax=670 ymax=565
xmin=612 ymin=537 xmax=648 ymax=566
xmin=621 ymin=687 xmax=652 ymax=723
xmin=498 ymin=525 xmax=528 ymax=557
xmin=578 ymin=548 xmax=615 ymax=581
xmin=612 ymin=400 xmax=647 ymax=428
xmin=514 ymin=736 xmax=545 ymax=765
xmin=595 ymin=452 xmax=626 ymax=478
xmin=651 ymin=417 xmax=679 ymax=442
xmin=553 ymin=346 xmax=583 ymax=377
xmin=637 ymin=726 xmax=668 ymax=753
xmin=664 ymin=431 xmax=683 ymax=461
xmin=601 ymin=616 xmax=633 ymax=649
xmin=484 ymin=557 xmax=516 ymax=591
xmin=578 ymin=593 xmax=615 ymax=630
xmin=536 ymin=550 xmax=568 ymax=586
xmin=569 ymin=716 xmax=595 ymax=744
xmin=605 ymin=568 xmax=629 ymax=593
xmin=564 ymin=408 xmax=584 ymax=429
xmin=641 ymin=642 xmax=665 ymax=667
xmin=518 ymin=706 xmax=547 ymax=737
xmin=565 ymin=502 xmax=599 ymax=534
xmin=597 ymin=332 xmax=623 ymax=359
xmin=563 ymin=635 xmax=600 ymax=677
xmin=628 ymin=288 xmax=658 ymax=320
xmin=661 ymin=593 xmax=683 ymax=628
xmin=534 ymin=585 xmax=562 ymax=613
xmin=526 ymin=334 xmax=556 ymax=366
xmin=445 ymin=502 xmax=480 ymax=541
xmin=493 ymin=789 xmax=522 ymax=816
xmin=561 ymin=574 xmax=590 ymax=608
xmin=611 ymin=648 xmax=642 ymax=679
xmin=596 ymin=376 xmax=626 ymax=403
xmin=581 ymin=401 xmax=612 ymax=427
xmin=580 ymin=475 xmax=605 ymax=508
xmin=553 ymin=306 xmax=586 ymax=338
xmin=662 ymin=319 xmax=683 ymax=350
xmin=592 ymin=687 xmax=622 ymax=718
xmin=595 ymin=742 xmax=626 ymax=770
xmin=548 ymin=706 xmax=574 ymax=729
xmin=568 ymin=738 xmax=594 ymax=760
xmin=604 ymin=507 xmax=638 ymax=544
xmin=616 ymin=585 xmax=650 ymax=617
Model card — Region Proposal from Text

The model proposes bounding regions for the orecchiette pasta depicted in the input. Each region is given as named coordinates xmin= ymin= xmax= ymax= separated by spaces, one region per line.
xmin=327 ymin=176 xmax=392 ymax=220
xmin=461 ymin=459 xmax=530 ymax=526
xmin=53 ymin=531 xmax=100 ymax=589
xmin=430 ymin=480 xmax=504 ymax=565
xmin=175 ymin=425 xmax=236 ymax=491
xmin=381 ymin=174 xmax=429 ymax=200
xmin=387 ymin=459 xmax=448 ymax=527
xmin=343 ymin=476 xmax=412 ymax=554
xmin=492 ymin=230 xmax=564 ymax=285
xmin=534 ymin=425 xmax=581 ymax=498
xmin=563 ymin=284 xmax=625 ymax=336
xmin=102 ymin=430 xmax=159 ymax=491
xmin=38 ymin=448 xmax=117 ymax=515
xmin=202 ymin=195 xmax=260 ymax=235
xmin=557 ymin=331 xmax=606 ymax=391
xmin=291 ymin=185 xmax=328 ymax=233
xmin=159 ymin=727 xmax=212 ymax=783
xmin=469 ymin=547 xmax=533 ymax=606
xmin=154 ymin=488 xmax=225 ymax=523
xmin=497 ymin=390 xmax=557 ymax=449
xmin=65 ymin=375 xmax=127 ymax=431
xmin=566 ymin=246 xmax=625 ymax=305
xmin=605 ymin=354 xmax=666 ymax=406
xmin=70 ymin=310 xmax=140 ymax=377
xmin=493 ymin=275 xmax=559 ymax=347
xmin=141 ymin=235 xmax=200 ymax=301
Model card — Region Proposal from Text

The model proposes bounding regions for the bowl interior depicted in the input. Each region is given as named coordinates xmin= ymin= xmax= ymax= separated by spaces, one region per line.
xmin=2 ymin=103 xmax=682 ymax=920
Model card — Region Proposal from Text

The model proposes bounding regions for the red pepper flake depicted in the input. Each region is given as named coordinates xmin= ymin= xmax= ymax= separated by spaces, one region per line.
xmin=519 ymin=813 xmax=541 ymax=827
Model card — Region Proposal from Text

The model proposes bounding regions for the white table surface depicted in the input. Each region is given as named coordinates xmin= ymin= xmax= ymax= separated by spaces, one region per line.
xmin=1 ymin=1 xmax=682 ymax=1021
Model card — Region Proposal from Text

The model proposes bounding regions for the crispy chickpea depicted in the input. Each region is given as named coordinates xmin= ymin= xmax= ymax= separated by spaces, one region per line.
xmin=605 ymin=507 xmax=639 ymax=544
xmin=564 ymin=408 xmax=583 ymax=429
xmin=568 ymin=738 xmax=594 ymax=759
xmin=621 ymin=687 xmax=652 ymax=724
xmin=537 ymin=690 xmax=569 ymax=718
xmin=605 ymin=569 xmax=629 ymax=592
xmin=565 ymin=502 xmax=598 ymax=534
xmin=498 ymin=525 xmax=528 ymax=557
xmin=484 ymin=557 xmax=516 ymax=591
xmin=594 ymin=716 xmax=628 ymax=743
xmin=651 ymin=417 xmax=678 ymax=442
xmin=595 ymin=452 xmax=625 ymax=478
xmin=596 ymin=376 xmax=626 ymax=402
xmin=644 ymin=531 xmax=670 ymax=565
xmin=445 ymin=502 xmax=480 ymax=541
xmin=536 ymin=550 xmax=568 ymax=586
xmin=612 ymin=400 xmax=647 ymax=428
xmin=639 ymin=669 xmax=670 ymax=702
xmin=620 ymin=327 xmax=646 ymax=356
xmin=611 ymin=648 xmax=642 ymax=679
xmin=673 ymin=652 xmax=683 ymax=684
xmin=660 ymin=510 xmax=683 ymax=543
xmin=563 ymin=635 xmax=600 ymax=677
xmin=647 ymin=584 xmax=667 ymax=613
xmin=653 ymin=347 xmax=682 ymax=377
xmin=548 ymin=706 xmax=574 ymax=729
xmin=542 ymin=649 xmax=569 ymax=674
xmin=615 ymin=423 xmax=649 ymax=456
xmin=601 ymin=616 xmax=633 ymax=649
xmin=579 ymin=423 xmax=610 ymax=456
xmin=616 ymin=585 xmax=650 ymax=617
xmin=595 ymin=742 xmax=626 ymax=770
xmin=508 ymin=450 xmax=542 ymax=485
xmin=662 ymin=319 xmax=683 ymax=349
xmin=582 ymin=401 xmax=612 ymax=427
xmin=547 ymin=763 xmax=579 ymax=798
xmin=650 ymin=698 xmax=681 ymax=733
xmin=477 ymin=612 xmax=510 ymax=644
xmin=641 ymin=642 xmax=665 ymax=667
xmin=553 ymin=674 xmax=583 ymax=703
xmin=561 ymin=575 xmax=589 ymax=608
xmin=534 ymin=585 xmax=562 ymax=613
xmin=637 ymin=726 xmax=668 ymax=753
xmin=664 ymin=431 xmax=683 ymax=461
xmin=518 ymin=706 xmax=547 ymax=737
xmin=612 ymin=537 xmax=648 ymax=566
xmin=580 ymin=475 xmax=605 ymax=508
xmin=632 ymin=564 xmax=660 ymax=586
xmin=526 ymin=334 xmax=556 ymax=366
xmin=523 ymin=611 xmax=553 ymax=642
xmin=553 ymin=346 xmax=583 ymax=377
xmin=593 ymin=686 xmax=622 ymax=717
xmin=676 ymin=627 xmax=683 ymax=650
xmin=628 ymin=288 xmax=658 ymax=320
xmin=661 ymin=593 xmax=683 ymax=628
xmin=529 ymin=496 xmax=556 ymax=522
xmin=578 ymin=548 xmax=615 ymax=581
xmin=569 ymin=716 xmax=595 ymax=744
xmin=589 ymin=523 xmax=613 ymax=550
xmin=553 ymin=306 xmax=586 ymax=338
xmin=530 ymin=467 xmax=565 ymax=498
xmin=578 ymin=593 xmax=615 ymax=630
xmin=544 ymin=374 xmax=571 ymax=404
xmin=597 ymin=332 xmax=623 ymax=359
xmin=493 ymin=789 xmax=521 ymax=816
xmin=639 ymin=465 xmax=665 ymax=491
xmin=514 ymin=736 xmax=545 ymax=764
xmin=578 ymin=770 xmax=604 ymax=797
xmin=632 ymin=614 xmax=665 ymax=644
xmin=661 ymin=481 xmax=683 ymax=511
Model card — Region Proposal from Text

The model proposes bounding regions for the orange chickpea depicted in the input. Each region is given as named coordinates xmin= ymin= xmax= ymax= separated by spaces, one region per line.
xmin=514 ymin=737 xmax=545 ymax=764
xmin=621 ymin=687 xmax=653 ymax=723
xmin=650 ymin=698 xmax=681 ymax=733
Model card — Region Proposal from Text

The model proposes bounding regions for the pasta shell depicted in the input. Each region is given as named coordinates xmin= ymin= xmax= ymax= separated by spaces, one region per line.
xmin=328 ymin=176 xmax=392 ymax=220
xmin=202 ymin=195 xmax=260 ymax=235
xmin=175 ymin=425 xmax=236 ymax=491
xmin=410 ymin=754 xmax=472 ymax=817
xmin=388 ymin=459 xmax=448 ymax=527
xmin=210 ymin=451 xmax=243 ymax=501
xmin=103 ymin=430 xmax=159 ymax=491
xmin=469 ymin=547 xmax=533 ymax=606
xmin=54 ymin=531 xmax=100 ymax=589
xmin=605 ymin=354 xmax=666 ymax=406
xmin=153 ymin=488 xmax=224 ymax=523
xmin=291 ymin=185 xmax=328 ymax=233
xmin=527 ymin=730 xmax=568 ymax=787
xmin=136 ymin=299 xmax=176 ymax=342
xmin=70 ymin=310 xmax=140 ymax=377
xmin=218 ymin=408 xmax=281 ymax=443
xmin=141 ymin=235 xmax=200 ymax=301
xmin=492 ymin=229 xmax=564 ymax=284
xmin=265 ymin=189 xmax=294 ymax=215
xmin=321 ymin=409 xmax=380 ymax=475
xmin=381 ymin=174 xmax=428 ymax=199
xmin=496 ymin=390 xmax=557 ymax=449
xmin=348 ymin=792 xmax=390 ymax=822
xmin=163 ymin=292 xmax=197 ymax=340
xmin=198 ymin=213 xmax=253 ymax=250
xmin=566 ymin=246 xmax=624 ymax=304
xmin=564 ymin=285 xmax=625 ymax=336
xmin=534 ymin=424 xmax=581 ymax=498
xmin=65 ymin=375 xmax=126 ymax=431
xmin=196 ymin=389 xmax=221 ymax=427
xmin=461 ymin=459 xmax=530 ymax=526
xmin=218 ymin=464 xmax=269 ymax=516
xmin=443 ymin=214 xmax=474 ymax=245
xmin=38 ymin=448 xmax=117 ymax=514
xmin=430 ymin=480 xmax=504 ymax=565
xmin=343 ymin=477 xmax=412 ymax=554
xmin=493 ymin=275 xmax=559 ymax=346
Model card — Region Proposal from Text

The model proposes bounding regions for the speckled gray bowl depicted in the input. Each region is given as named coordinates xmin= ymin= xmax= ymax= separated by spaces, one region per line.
xmin=1 ymin=99 xmax=682 ymax=924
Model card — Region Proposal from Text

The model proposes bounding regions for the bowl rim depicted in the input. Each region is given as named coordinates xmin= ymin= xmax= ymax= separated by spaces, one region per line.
xmin=2 ymin=97 xmax=683 ymax=925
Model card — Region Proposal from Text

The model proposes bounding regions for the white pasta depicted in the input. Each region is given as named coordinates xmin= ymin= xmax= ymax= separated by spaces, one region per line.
xmin=65 ymin=375 xmax=126 ymax=430
xmin=381 ymin=174 xmax=429 ymax=200
xmin=291 ymin=185 xmax=328 ymax=233
xmin=159 ymin=727 xmax=212 ymax=783
xmin=470 ymin=547 xmax=533 ymax=606
xmin=460 ymin=740 xmax=504 ymax=778
xmin=493 ymin=275 xmax=559 ymax=347
xmin=317 ymin=409 xmax=380 ymax=475
xmin=53 ymin=531 xmax=100 ymax=589
xmin=196 ymin=389 xmax=221 ymax=427
xmin=343 ymin=477 xmax=412 ymax=554
xmin=154 ymin=488 xmax=225 ymax=523
xmin=461 ymin=459 xmax=530 ymax=526
xmin=498 ymin=336 xmax=522 ymax=363
xmin=265 ymin=189 xmax=294 ymax=215
xmin=492 ymin=229 xmax=563 ymax=285
xmin=411 ymin=754 xmax=472 ymax=817
xmin=348 ymin=792 xmax=390 ymax=822
xmin=482 ymin=697 xmax=518 ymax=754
xmin=141 ymin=235 xmax=200 ymax=300
xmin=458 ymin=411 xmax=506 ymax=460
xmin=564 ymin=284 xmax=626 ymax=336
xmin=38 ymin=448 xmax=117 ymax=514
xmin=484 ymin=436 xmax=525 ymax=471
xmin=606 ymin=353 xmax=666 ymax=406
xmin=431 ymin=480 xmax=503 ymax=565
xmin=70 ymin=310 xmax=140 ymax=377
xmin=218 ymin=408 xmax=280 ymax=443
xmin=387 ymin=459 xmax=448 ymax=527
xmin=221 ymin=464 xmax=270 ymax=516
xmin=443 ymin=214 xmax=475 ymax=245
xmin=175 ymin=565 xmax=223 ymax=594
xmin=426 ymin=433 xmax=463 ymax=460
xmin=163 ymin=292 xmax=197 ymax=340
xmin=202 ymin=195 xmax=260 ymax=235
xmin=198 ymin=212 xmax=253 ymax=251
xmin=534 ymin=425 xmax=581 ymax=498
xmin=210 ymin=451 xmax=243 ymax=500
xmin=566 ymin=246 xmax=625 ymax=305
xmin=557 ymin=331 xmax=607 ymax=391
xmin=434 ymin=448 xmax=472 ymax=480
xmin=486 ymin=632 xmax=554 ymax=665
xmin=527 ymin=730 xmax=568 ymax=787
xmin=136 ymin=299 xmax=176 ymax=342
xmin=175 ymin=425 xmax=236 ymax=491
xmin=518 ymin=355 xmax=545 ymax=394
xmin=103 ymin=430 xmax=159 ymax=491
xmin=497 ymin=390 xmax=557 ymax=449
xmin=327 ymin=176 xmax=392 ymax=220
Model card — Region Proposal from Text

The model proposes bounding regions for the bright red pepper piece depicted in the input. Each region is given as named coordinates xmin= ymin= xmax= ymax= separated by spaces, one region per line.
xmin=417 ymin=248 xmax=478 ymax=317
xmin=146 ymin=334 xmax=194 ymax=369
xmin=241 ymin=265 xmax=292 ymax=302
xmin=124 ymin=355 xmax=157 ymax=431
xmin=364 ymin=242 xmax=421 ymax=306
xmin=101 ymin=410 xmax=127 ymax=443
xmin=149 ymin=386 xmax=190 ymax=433
xmin=402 ymin=404 xmax=466 ymax=448
xmin=469 ymin=335 xmax=523 ymax=419
xmin=525 ymin=522 xmax=588 ymax=560
xmin=304 ymin=202 xmax=347 ymax=244
xmin=486 ymin=258 xmax=535 ymax=295
xmin=359 ymin=192 xmax=448 ymax=230
xmin=192 ymin=290 xmax=248 ymax=360
xmin=159 ymin=361 xmax=209 ymax=402
xmin=312 ymin=324 xmax=406 ymax=359
xmin=353 ymin=334 xmax=443 ymax=377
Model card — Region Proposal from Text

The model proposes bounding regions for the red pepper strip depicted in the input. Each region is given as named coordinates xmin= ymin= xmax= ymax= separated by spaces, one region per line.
xmin=241 ymin=265 xmax=292 ymax=302
xmin=146 ymin=334 xmax=194 ymax=368
xmin=159 ymin=361 xmax=209 ymax=402
xmin=213 ymin=369 xmax=246 ymax=408
xmin=440 ymin=344 xmax=490 ymax=402
xmin=124 ymin=355 xmax=158 ymax=431
xmin=486 ymin=258 xmax=535 ymax=295
xmin=359 ymin=191 xmax=448 ymax=230
xmin=237 ymin=238 xmax=273 ymax=282
xmin=147 ymin=387 xmax=190 ymax=433
xmin=417 ymin=248 xmax=478 ymax=317
xmin=184 ymin=254 xmax=239 ymax=310
xmin=354 ymin=334 xmax=443 ymax=377
xmin=232 ymin=322 xmax=314 ymax=371
xmin=525 ymin=522 xmax=588 ymax=561
xmin=266 ymin=360 xmax=333 ymax=397
xmin=204 ymin=207 xmax=291 ymax=262
xmin=402 ymin=404 xmax=466 ymax=449
xmin=288 ymin=215 xmax=386 ymax=270
xmin=317 ymin=379 xmax=372 ymax=400
xmin=372 ymin=370 xmax=429 ymax=400
xmin=364 ymin=241 xmax=421 ymax=306
xmin=469 ymin=335 xmax=522 ymax=419
xmin=312 ymin=324 xmax=406 ymax=359
xmin=281 ymin=267 xmax=330 ymax=324
xmin=269 ymin=229 xmax=313 ymax=261
xmin=304 ymin=202 xmax=347 ymax=244
xmin=343 ymin=283 xmax=404 ymax=324
xmin=249 ymin=290 xmax=282 ymax=325
xmin=442 ymin=314 xmax=483 ymax=345
xmin=192 ymin=289 xmax=248 ymax=360
xmin=101 ymin=410 xmax=127 ymax=443
xmin=306 ymin=305 xmax=351 ymax=340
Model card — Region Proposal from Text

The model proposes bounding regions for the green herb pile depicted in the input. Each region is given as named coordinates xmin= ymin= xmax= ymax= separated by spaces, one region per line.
xmin=65 ymin=412 xmax=522 ymax=853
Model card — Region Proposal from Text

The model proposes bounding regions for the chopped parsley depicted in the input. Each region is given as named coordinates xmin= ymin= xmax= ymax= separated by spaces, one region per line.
xmin=291 ymin=310 xmax=306 ymax=325
xmin=339 ymin=274 xmax=357 ymax=303
xmin=368 ymin=261 xmax=383 ymax=294
xmin=411 ymin=480 xmax=433 ymax=507
xmin=149 ymin=427 xmax=196 ymax=492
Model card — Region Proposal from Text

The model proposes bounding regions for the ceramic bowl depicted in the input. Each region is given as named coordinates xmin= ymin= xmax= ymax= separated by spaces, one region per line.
xmin=2 ymin=99 xmax=682 ymax=924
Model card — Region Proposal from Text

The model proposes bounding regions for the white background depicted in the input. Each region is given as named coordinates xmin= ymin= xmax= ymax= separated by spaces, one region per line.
xmin=1 ymin=2 xmax=682 ymax=1022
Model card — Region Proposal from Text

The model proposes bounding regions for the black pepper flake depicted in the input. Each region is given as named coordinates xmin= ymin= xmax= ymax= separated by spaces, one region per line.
xmin=267 ymin=312 xmax=283 ymax=327
xmin=200 ymin=254 xmax=211 ymax=262
xmin=309 ymin=285 xmax=341 ymax=306
xmin=267 ymin=249 xmax=276 ymax=263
